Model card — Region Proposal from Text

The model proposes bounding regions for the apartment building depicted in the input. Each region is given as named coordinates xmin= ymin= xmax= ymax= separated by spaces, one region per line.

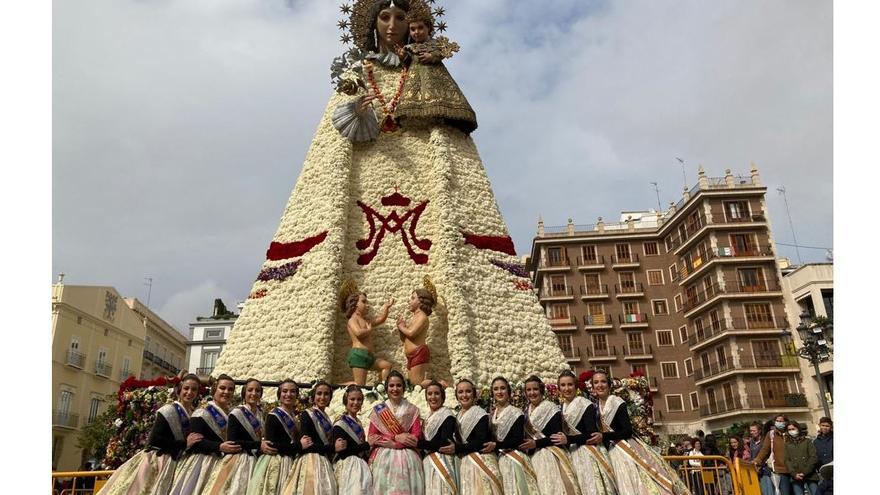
xmin=781 ymin=262 xmax=833 ymax=428
xmin=186 ymin=299 xmax=238 ymax=376
xmin=125 ymin=297 xmax=186 ymax=379
xmin=529 ymin=166 xmax=811 ymax=435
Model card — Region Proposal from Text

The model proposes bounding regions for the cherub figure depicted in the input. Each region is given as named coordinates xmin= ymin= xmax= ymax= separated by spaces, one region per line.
xmin=396 ymin=287 xmax=435 ymax=387
xmin=402 ymin=17 xmax=442 ymax=65
xmin=344 ymin=291 xmax=394 ymax=386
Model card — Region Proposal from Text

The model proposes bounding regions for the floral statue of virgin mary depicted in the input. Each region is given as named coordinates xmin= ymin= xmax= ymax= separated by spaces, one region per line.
xmin=214 ymin=0 xmax=568 ymax=386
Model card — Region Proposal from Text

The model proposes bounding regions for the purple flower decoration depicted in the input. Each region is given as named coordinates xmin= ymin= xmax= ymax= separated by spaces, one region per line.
xmin=489 ymin=259 xmax=528 ymax=278
xmin=256 ymin=260 xmax=302 ymax=282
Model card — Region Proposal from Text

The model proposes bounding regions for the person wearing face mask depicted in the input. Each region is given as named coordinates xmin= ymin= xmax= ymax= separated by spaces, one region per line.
xmin=170 ymin=374 xmax=242 ymax=495
xmin=784 ymin=421 xmax=818 ymax=495
xmin=753 ymin=414 xmax=793 ymax=495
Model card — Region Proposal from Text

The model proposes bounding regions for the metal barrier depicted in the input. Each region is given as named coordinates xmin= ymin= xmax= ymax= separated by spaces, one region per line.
xmin=51 ymin=470 xmax=113 ymax=495
xmin=661 ymin=455 xmax=764 ymax=495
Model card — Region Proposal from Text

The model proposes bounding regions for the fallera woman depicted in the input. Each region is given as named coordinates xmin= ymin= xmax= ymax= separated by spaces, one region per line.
xmin=282 ymin=381 xmax=340 ymax=495
xmin=170 ymin=374 xmax=242 ymax=495
xmin=368 ymin=370 xmax=424 ymax=494
xmin=418 ymin=380 xmax=460 ymax=495
xmin=489 ymin=376 xmax=539 ymax=494
xmin=557 ymin=370 xmax=617 ymax=495
xmin=332 ymin=385 xmax=373 ymax=494
xmin=446 ymin=378 xmax=503 ymax=495
xmin=97 ymin=374 xmax=202 ymax=495
xmin=248 ymin=379 xmax=302 ymax=495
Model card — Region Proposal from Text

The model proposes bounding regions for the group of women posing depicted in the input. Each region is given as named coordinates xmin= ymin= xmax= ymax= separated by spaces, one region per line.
xmin=99 ymin=370 xmax=692 ymax=495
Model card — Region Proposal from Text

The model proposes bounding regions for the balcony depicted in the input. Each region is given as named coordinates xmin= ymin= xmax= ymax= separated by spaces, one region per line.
xmin=561 ymin=347 xmax=582 ymax=362
xmin=52 ymin=411 xmax=79 ymax=429
xmin=66 ymin=350 xmax=86 ymax=369
xmin=666 ymin=213 xmax=708 ymax=251
xmin=95 ymin=360 xmax=112 ymax=378
xmin=119 ymin=369 xmax=133 ymax=381
xmin=586 ymin=346 xmax=618 ymax=362
xmin=143 ymin=349 xmax=155 ymax=362
xmin=678 ymin=246 xmax=776 ymax=285
xmin=688 ymin=317 xmax=789 ymax=351
xmin=618 ymin=313 xmax=649 ymax=328
xmin=649 ymin=376 xmax=659 ymax=391
xmin=548 ymin=315 xmax=578 ymax=331
xmin=576 ymin=255 xmax=606 ymax=271
xmin=537 ymin=257 xmax=572 ymax=272
xmin=719 ymin=213 xmax=768 ymax=225
xmin=583 ymin=314 xmax=613 ymax=329
xmin=197 ymin=367 xmax=214 ymax=375
xmin=579 ymin=284 xmax=610 ymax=299
xmin=539 ymin=286 xmax=575 ymax=301
xmin=681 ymin=281 xmax=783 ymax=318
xmin=695 ymin=353 xmax=799 ymax=384
xmin=623 ymin=343 xmax=654 ymax=359
xmin=700 ymin=393 xmax=808 ymax=418
xmin=614 ymin=283 xmax=645 ymax=298
xmin=611 ymin=253 xmax=640 ymax=269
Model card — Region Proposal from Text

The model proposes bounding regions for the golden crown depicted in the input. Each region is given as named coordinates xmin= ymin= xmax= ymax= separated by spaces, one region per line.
xmin=423 ymin=275 xmax=437 ymax=302
xmin=338 ymin=0 xmax=449 ymax=50
xmin=338 ymin=279 xmax=360 ymax=312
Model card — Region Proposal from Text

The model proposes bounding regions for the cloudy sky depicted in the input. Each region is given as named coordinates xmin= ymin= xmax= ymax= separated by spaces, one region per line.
xmin=53 ymin=0 xmax=832 ymax=335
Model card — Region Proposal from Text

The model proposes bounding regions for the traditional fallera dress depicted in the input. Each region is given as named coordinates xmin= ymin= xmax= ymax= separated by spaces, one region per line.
xmin=97 ymin=401 xmax=191 ymax=495
xmin=455 ymin=406 xmax=503 ymax=495
xmin=525 ymin=400 xmax=581 ymax=495
xmin=202 ymin=405 xmax=265 ymax=494
xmin=169 ymin=401 xmax=229 ymax=495
xmin=368 ymin=399 xmax=425 ymax=494
xmin=331 ymin=413 xmax=372 ymax=495
xmin=247 ymin=407 xmax=301 ymax=495
xmin=417 ymin=406 xmax=460 ymax=495
xmin=562 ymin=396 xmax=618 ymax=495
xmin=282 ymin=407 xmax=338 ymax=495
xmin=491 ymin=404 xmax=539 ymax=495
xmin=599 ymin=395 xmax=691 ymax=495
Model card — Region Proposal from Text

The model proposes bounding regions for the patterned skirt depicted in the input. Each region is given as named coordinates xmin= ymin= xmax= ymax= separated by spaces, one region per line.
xmin=96 ymin=450 xmax=176 ymax=495
xmin=247 ymin=454 xmax=295 ymax=495
xmin=459 ymin=453 xmax=503 ymax=495
xmin=530 ymin=446 xmax=581 ymax=495
xmin=606 ymin=438 xmax=691 ymax=495
xmin=168 ymin=453 xmax=220 ymax=495
xmin=334 ymin=455 xmax=372 ymax=495
xmin=281 ymin=453 xmax=337 ymax=495
xmin=370 ymin=447 xmax=424 ymax=495
xmin=569 ymin=445 xmax=618 ymax=495
xmin=202 ymin=452 xmax=257 ymax=495
xmin=498 ymin=450 xmax=540 ymax=495
xmin=423 ymin=452 xmax=460 ymax=495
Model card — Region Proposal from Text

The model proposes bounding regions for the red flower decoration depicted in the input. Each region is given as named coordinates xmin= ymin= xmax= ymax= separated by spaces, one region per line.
xmin=630 ymin=370 xmax=645 ymax=377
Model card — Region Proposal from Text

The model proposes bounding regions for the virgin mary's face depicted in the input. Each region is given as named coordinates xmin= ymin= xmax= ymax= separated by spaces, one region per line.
xmin=376 ymin=6 xmax=408 ymax=50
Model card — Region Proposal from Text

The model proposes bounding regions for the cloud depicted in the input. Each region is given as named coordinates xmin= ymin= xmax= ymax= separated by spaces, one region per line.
xmin=53 ymin=0 xmax=832 ymax=327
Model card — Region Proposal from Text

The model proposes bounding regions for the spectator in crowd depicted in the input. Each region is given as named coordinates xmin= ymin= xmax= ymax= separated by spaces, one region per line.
xmin=81 ymin=462 xmax=95 ymax=493
xmin=728 ymin=436 xmax=751 ymax=462
xmin=745 ymin=421 xmax=773 ymax=494
xmin=681 ymin=438 xmax=693 ymax=454
xmin=754 ymin=414 xmax=793 ymax=495
xmin=785 ymin=420 xmax=818 ymax=495
xmin=688 ymin=439 xmax=706 ymax=495
xmin=667 ymin=441 xmax=683 ymax=471
xmin=817 ymin=462 xmax=833 ymax=495
xmin=814 ymin=417 xmax=833 ymax=494
xmin=703 ymin=433 xmax=724 ymax=494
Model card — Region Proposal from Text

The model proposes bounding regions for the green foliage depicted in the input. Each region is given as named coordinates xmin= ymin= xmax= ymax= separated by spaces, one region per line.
xmin=75 ymin=397 xmax=117 ymax=463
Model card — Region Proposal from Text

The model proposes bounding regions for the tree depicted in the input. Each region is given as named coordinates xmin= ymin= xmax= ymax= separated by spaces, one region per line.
xmin=76 ymin=401 xmax=116 ymax=467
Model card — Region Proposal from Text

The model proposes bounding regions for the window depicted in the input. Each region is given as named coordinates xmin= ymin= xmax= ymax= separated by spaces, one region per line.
xmin=581 ymin=245 xmax=598 ymax=263
xmin=631 ymin=363 xmax=648 ymax=377
xmin=201 ymin=348 xmax=221 ymax=371
xmin=128 ymin=339 xmax=132 ymax=347
xmin=700 ymin=352 xmax=711 ymax=372
xmin=122 ymin=357 xmax=131 ymax=377
xmin=665 ymin=395 xmax=684 ymax=412
xmin=59 ymin=390 xmax=73 ymax=415
xmin=709 ymin=310 xmax=721 ymax=331
xmin=647 ymin=270 xmax=664 ymax=286
xmin=619 ymin=272 xmax=636 ymax=291
xmin=706 ymin=387 xmax=717 ymax=412
xmin=678 ymin=325 xmax=689 ymax=344
xmin=591 ymin=334 xmax=609 ymax=352
xmin=730 ymin=233 xmax=757 ymax=256
xmin=626 ymin=332 xmax=644 ymax=352
xmin=622 ymin=301 xmax=639 ymax=316
xmin=669 ymin=263 xmax=680 ymax=282
xmin=759 ymin=378 xmax=790 ymax=406
xmin=722 ymin=382 xmax=735 ymax=408
xmin=585 ymin=302 xmax=606 ymax=325
xmin=752 ymin=340 xmax=781 ymax=366
xmin=744 ymin=303 xmax=774 ymax=328
xmin=694 ymin=318 xmax=705 ymax=340
xmin=821 ymin=289 xmax=834 ymax=320
xmin=685 ymin=285 xmax=698 ymax=308
xmin=674 ymin=294 xmax=683 ymax=312
xmin=737 ymin=268 xmax=766 ymax=292
xmin=77 ymin=316 xmax=83 ymax=325
xmin=549 ymin=304 xmax=570 ymax=319
xmin=547 ymin=247 xmax=566 ymax=263
xmin=104 ymin=328 xmax=109 ymax=337
xmin=88 ymin=397 xmax=101 ymax=424
xmin=97 ymin=348 xmax=108 ymax=364
xmin=716 ymin=346 xmax=728 ymax=368
xmin=684 ymin=358 xmax=694 ymax=376
xmin=549 ymin=275 xmax=567 ymax=293
xmin=69 ymin=338 xmax=80 ymax=352
xmin=615 ymin=243 xmax=632 ymax=261
xmin=656 ymin=330 xmax=674 ymax=346
xmin=205 ymin=328 xmax=224 ymax=340
xmin=661 ymin=362 xmax=679 ymax=379
xmin=652 ymin=300 xmax=669 ymax=315
xmin=557 ymin=335 xmax=573 ymax=353
xmin=689 ymin=392 xmax=699 ymax=410
xmin=643 ymin=241 xmax=659 ymax=256
xmin=583 ymin=273 xmax=601 ymax=294
xmin=724 ymin=200 xmax=750 ymax=221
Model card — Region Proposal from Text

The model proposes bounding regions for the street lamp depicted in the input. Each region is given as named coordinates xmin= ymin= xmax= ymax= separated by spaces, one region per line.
xmin=793 ymin=311 xmax=833 ymax=417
